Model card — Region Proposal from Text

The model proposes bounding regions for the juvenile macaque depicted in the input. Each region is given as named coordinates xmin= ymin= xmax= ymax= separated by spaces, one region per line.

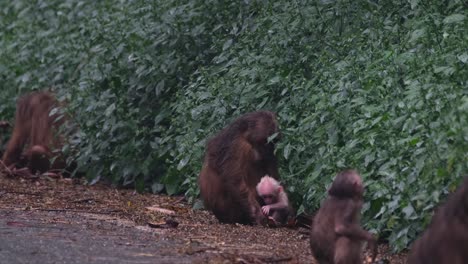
xmin=256 ymin=175 xmax=293 ymax=227
xmin=198 ymin=111 xmax=280 ymax=225
xmin=407 ymin=176 xmax=468 ymax=264
xmin=310 ymin=169 xmax=377 ymax=264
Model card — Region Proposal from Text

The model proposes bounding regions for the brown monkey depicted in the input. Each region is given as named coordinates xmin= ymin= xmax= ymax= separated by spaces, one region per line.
xmin=310 ymin=169 xmax=377 ymax=264
xmin=256 ymin=175 xmax=294 ymax=227
xmin=2 ymin=91 xmax=70 ymax=174
xmin=198 ymin=111 xmax=280 ymax=225
xmin=407 ymin=176 xmax=468 ymax=264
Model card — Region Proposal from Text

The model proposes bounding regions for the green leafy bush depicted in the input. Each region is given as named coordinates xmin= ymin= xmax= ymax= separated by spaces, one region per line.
xmin=0 ymin=0 xmax=466 ymax=251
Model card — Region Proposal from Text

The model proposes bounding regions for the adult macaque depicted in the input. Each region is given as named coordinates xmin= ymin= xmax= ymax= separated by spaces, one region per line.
xmin=310 ymin=169 xmax=377 ymax=264
xmin=198 ymin=111 xmax=280 ymax=225
xmin=2 ymin=91 xmax=69 ymax=174
xmin=407 ymin=176 xmax=468 ymax=264
xmin=256 ymin=175 xmax=293 ymax=227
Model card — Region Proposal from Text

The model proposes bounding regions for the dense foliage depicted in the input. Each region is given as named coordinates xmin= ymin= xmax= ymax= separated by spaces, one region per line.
xmin=0 ymin=0 xmax=466 ymax=251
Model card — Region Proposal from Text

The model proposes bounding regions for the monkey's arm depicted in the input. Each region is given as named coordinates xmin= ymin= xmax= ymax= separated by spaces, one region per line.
xmin=334 ymin=201 xmax=377 ymax=260
xmin=335 ymin=222 xmax=374 ymax=241
xmin=225 ymin=140 xmax=266 ymax=225
xmin=264 ymin=189 xmax=289 ymax=210
xmin=2 ymin=121 xmax=28 ymax=166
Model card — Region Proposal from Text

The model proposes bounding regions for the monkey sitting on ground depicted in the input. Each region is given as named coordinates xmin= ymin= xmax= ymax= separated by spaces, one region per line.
xmin=256 ymin=175 xmax=294 ymax=227
xmin=198 ymin=111 xmax=281 ymax=225
xmin=407 ymin=176 xmax=468 ymax=264
xmin=310 ymin=169 xmax=377 ymax=264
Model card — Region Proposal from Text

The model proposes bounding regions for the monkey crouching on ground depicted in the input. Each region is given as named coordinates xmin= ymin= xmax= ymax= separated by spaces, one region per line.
xmin=256 ymin=175 xmax=294 ymax=227
xmin=2 ymin=91 xmax=73 ymax=176
xmin=310 ymin=169 xmax=377 ymax=264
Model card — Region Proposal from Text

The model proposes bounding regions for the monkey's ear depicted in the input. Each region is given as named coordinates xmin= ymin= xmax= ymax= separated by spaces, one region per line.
xmin=278 ymin=186 xmax=284 ymax=193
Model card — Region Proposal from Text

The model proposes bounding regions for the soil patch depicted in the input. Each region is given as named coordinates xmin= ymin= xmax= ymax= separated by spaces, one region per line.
xmin=0 ymin=175 xmax=407 ymax=263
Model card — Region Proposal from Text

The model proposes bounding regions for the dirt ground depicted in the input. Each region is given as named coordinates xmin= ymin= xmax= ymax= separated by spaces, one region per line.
xmin=0 ymin=175 xmax=408 ymax=263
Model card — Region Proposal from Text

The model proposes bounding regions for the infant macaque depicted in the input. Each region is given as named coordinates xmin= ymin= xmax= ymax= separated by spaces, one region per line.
xmin=256 ymin=175 xmax=293 ymax=227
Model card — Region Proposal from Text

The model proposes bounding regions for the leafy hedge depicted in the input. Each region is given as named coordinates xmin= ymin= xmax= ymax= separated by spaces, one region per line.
xmin=0 ymin=0 xmax=466 ymax=251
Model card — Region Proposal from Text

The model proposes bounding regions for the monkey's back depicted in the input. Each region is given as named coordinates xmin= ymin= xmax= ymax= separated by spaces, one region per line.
xmin=310 ymin=197 xmax=363 ymax=264
xmin=198 ymin=111 xmax=280 ymax=224
xmin=310 ymin=197 xmax=339 ymax=263
xmin=408 ymin=177 xmax=468 ymax=264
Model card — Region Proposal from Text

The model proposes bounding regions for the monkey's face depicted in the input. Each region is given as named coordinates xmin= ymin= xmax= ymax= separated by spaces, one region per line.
xmin=257 ymin=175 xmax=282 ymax=205
xmin=260 ymin=193 xmax=277 ymax=205
xmin=258 ymin=185 xmax=279 ymax=205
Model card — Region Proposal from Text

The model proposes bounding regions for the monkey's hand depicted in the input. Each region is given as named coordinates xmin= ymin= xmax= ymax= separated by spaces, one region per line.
xmin=251 ymin=204 xmax=267 ymax=226
xmin=261 ymin=205 xmax=271 ymax=216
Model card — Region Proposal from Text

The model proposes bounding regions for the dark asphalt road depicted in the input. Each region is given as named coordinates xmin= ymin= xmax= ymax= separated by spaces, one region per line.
xmin=0 ymin=209 xmax=195 ymax=264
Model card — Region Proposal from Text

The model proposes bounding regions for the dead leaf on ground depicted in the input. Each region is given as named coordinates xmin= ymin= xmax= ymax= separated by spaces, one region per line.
xmin=146 ymin=206 xmax=176 ymax=215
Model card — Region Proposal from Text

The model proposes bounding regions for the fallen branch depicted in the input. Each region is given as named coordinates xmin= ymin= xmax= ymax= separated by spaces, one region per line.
xmin=0 ymin=163 xmax=38 ymax=179
xmin=145 ymin=206 xmax=176 ymax=215
xmin=170 ymin=196 xmax=186 ymax=205
xmin=0 ymin=159 xmax=14 ymax=176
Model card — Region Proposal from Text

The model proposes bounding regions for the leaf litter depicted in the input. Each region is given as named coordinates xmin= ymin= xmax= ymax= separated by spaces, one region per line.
xmin=0 ymin=174 xmax=407 ymax=263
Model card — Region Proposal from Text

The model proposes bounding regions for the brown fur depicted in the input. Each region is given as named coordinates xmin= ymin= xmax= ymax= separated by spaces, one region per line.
xmin=310 ymin=170 xmax=377 ymax=264
xmin=2 ymin=91 xmax=69 ymax=174
xmin=407 ymin=176 xmax=468 ymax=264
xmin=198 ymin=111 xmax=280 ymax=224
